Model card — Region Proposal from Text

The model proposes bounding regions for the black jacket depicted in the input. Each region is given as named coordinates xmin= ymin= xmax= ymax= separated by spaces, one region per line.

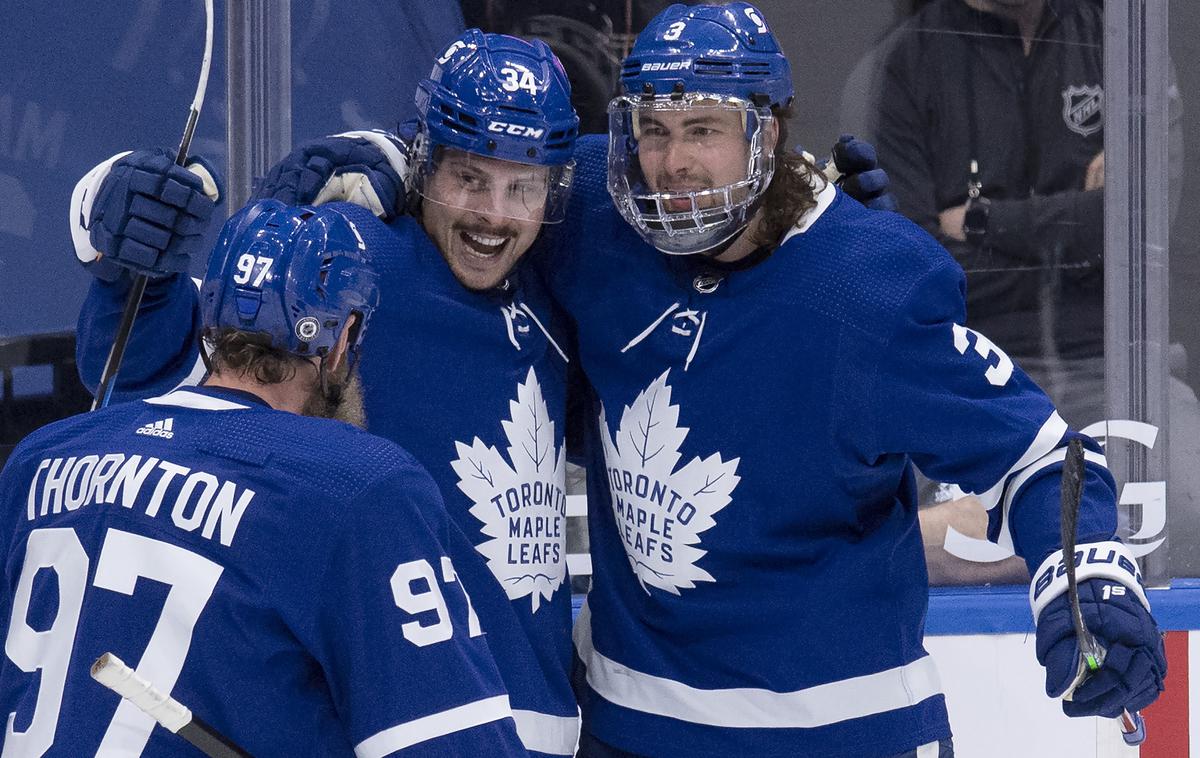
xmin=874 ymin=0 xmax=1104 ymax=359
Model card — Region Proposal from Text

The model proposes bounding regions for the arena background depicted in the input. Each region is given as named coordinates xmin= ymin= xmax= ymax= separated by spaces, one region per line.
xmin=1 ymin=2 xmax=1197 ymax=754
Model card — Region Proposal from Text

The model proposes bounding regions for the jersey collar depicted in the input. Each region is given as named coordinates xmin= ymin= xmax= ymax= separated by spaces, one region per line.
xmin=780 ymin=176 xmax=838 ymax=246
xmin=143 ymin=386 xmax=268 ymax=411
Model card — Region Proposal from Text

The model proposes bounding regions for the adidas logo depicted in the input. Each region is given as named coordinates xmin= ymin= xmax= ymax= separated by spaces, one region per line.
xmin=136 ymin=418 xmax=175 ymax=439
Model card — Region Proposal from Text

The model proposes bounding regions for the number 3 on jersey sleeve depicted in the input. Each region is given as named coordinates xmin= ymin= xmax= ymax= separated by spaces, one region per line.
xmin=952 ymin=323 xmax=1014 ymax=387
xmin=4 ymin=527 xmax=223 ymax=757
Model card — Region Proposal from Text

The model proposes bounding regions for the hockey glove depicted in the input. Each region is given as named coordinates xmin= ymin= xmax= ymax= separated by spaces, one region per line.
xmin=822 ymin=135 xmax=896 ymax=212
xmin=1031 ymin=541 xmax=1166 ymax=718
xmin=251 ymin=130 xmax=410 ymax=220
xmin=71 ymin=148 xmax=222 ymax=282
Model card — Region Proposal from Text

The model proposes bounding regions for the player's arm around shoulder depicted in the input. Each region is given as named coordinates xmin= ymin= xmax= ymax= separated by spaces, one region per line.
xmin=299 ymin=450 xmax=527 ymax=757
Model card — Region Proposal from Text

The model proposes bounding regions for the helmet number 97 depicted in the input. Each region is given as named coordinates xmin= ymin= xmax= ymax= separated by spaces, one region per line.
xmin=663 ymin=21 xmax=687 ymax=41
xmin=232 ymin=253 xmax=274 ymax=287
xmin=500 ymin=65 xmax=539 ymax=97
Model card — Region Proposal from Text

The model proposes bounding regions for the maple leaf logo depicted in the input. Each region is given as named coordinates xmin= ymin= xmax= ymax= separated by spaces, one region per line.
xmin=451 ymin=368 xmax=567 ymax=612
xmin=599 ymin=369 xmax=740 ymax=594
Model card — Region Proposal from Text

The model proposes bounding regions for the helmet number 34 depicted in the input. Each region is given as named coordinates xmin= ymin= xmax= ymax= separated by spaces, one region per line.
xmin=499 ymin=65 xmax=539 ymax=96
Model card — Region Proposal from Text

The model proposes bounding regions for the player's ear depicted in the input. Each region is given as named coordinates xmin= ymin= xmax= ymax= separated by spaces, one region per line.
xmin=327 ymin=313 xmax=359 ymax=373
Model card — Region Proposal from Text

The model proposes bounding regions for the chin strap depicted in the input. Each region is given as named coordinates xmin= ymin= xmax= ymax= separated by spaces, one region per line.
xmin=197 ymin=331 xmax=213 ymax=376
xmin=318 ymin=355 xmax=346 ymax=407
xmin=694 ymin=225 xmax=748 ymax=259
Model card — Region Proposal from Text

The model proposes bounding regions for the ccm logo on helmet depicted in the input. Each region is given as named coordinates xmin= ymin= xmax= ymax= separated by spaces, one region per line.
xmin=641 ymin=61 xmax=692 ymax=72
xmin=487 ymin=121 xmax=545 ymax=139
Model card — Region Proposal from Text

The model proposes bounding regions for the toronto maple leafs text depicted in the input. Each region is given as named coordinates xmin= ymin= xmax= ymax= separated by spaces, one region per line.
xmin=607 ymin=467 xmax=698 ymax=563
xmin=491 ymin=479 xmax=566 ymax=565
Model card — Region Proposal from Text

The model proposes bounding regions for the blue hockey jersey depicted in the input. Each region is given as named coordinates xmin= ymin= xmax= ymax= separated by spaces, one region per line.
xmin=75 ymin=206 xmax=578 ymax=757
xmin=536 ymin=135 xmax=1120 ymax=758
xmin=0 ymin=386 xmax=525 ymax=757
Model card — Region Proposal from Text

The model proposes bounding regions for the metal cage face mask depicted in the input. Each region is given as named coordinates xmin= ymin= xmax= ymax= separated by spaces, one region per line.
xmin=606 ymin=94 xmax=775 ymax=255
xmin=412 ymin=139 xmax=575 ymax=225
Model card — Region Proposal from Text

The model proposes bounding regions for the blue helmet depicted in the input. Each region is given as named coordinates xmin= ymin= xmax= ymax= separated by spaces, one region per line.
xmin=412 ymin=29 xmax=580 ymax=223
xmin=201 ymin=200 xmax=379 ymax=363
xmin=608 ymin=3 xmax=792 ymax=255
xmin=618 ymin=3 xmax=792 ymax=110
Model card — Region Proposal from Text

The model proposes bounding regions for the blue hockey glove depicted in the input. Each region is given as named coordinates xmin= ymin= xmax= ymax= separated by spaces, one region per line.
xmin=822 ymin=135 xmax=896 ymax=212
xmin=71 ymin=148 xmax=222 ymax=282
xmin=1031 ymin=541 xmax=1166 ymax=718
xmin=251 ymin=130 xmax=410 ymax=220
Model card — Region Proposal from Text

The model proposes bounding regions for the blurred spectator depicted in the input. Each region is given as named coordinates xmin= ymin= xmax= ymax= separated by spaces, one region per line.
xmin=872 ymin=0 xmax=1199 ymax=582
xmin=874 ymin=0 xmax=1109 ymax=428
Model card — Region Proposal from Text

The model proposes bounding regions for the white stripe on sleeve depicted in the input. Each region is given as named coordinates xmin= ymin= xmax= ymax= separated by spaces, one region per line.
xmin=512 ymin=709 xmax=580 ymax=756
xmin=970 ymin=411 xmax=1068 ymax=511
xmin=354 ymin=695 xmax=514 ymax=758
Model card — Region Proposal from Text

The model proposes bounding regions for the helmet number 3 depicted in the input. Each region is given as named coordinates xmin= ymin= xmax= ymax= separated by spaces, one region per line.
xmin=499 ymin=65 xmax=539 ymax=96
xmin=663 ymin=21 xmax=687 ymax=41
xmin=744 ymin=8 xmax=768 ymax=33
xmin=952 ymin=324 xmax=1014 ymax=387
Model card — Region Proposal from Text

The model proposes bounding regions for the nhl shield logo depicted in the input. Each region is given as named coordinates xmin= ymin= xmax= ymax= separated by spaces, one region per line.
xmin=1062 ymin=84 xmax=1104 ymax=137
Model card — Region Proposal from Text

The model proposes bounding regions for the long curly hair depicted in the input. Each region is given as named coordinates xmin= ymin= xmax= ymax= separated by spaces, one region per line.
xmin=202 ymin=328 xmax=308 ymax=385
xmin=750 ymin=104 xmax=822 ymax=249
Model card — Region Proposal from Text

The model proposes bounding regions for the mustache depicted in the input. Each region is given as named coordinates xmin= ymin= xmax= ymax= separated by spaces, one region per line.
xmin=652 ymin=177 xmax=713 ymax=193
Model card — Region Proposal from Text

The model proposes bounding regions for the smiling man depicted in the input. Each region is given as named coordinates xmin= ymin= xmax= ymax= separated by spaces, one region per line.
xmin=410 ymin=90 xmax=575 ymax=291
xmin=543 ymin=4 xmax=1166 ymax=756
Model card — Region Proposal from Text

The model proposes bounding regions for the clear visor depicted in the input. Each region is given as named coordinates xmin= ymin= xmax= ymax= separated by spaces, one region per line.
xmin=607 ymin=94 xmax=774 ymax=254
xmin=414 ymin=147 xmax=575 ymax=224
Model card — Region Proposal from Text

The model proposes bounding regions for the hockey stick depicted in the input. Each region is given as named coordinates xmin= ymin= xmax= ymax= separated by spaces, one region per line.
xmin=91 ymin=0 xmax=215 ymax=410
xmin=1060 ymin=438 xmax=1146 ymax=745
xmin=91 ymin=652 xmax=252 ymax=758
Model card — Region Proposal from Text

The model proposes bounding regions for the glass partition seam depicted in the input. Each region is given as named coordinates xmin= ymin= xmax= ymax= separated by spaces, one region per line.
xmin=226 ymin=0 xmax=292 ymax=212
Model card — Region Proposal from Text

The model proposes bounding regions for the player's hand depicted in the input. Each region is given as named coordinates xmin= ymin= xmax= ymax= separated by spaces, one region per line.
xmin=71 ymin=148 xmax=222 ymax=282
xmin=824 ymin=135 xmax=896 ymax=211
xmin=1084 ymin=151 xmax=1105 ymax=191
xmin=252 ymin=130 xmax=410 ymax=220
xmin=1035 ymin=576 xmax=1166 ymax=718
xmin=938 ymin=204 xmax=967 ymax=242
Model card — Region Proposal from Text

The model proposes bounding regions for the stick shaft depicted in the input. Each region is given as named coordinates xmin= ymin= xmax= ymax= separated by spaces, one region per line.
xmin=91 ymin=0 xmax=213 ymax=410
xmin=1060 ymin=439 xmax=1146 ymax=745
xmin=90 ymin=274 xmax=148 ymax=411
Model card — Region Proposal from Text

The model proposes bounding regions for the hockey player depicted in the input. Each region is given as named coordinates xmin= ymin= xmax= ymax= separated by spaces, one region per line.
xmin=545 ymin=4 xmax=1166 ymax=756
xmin=70 ymin=25 xmax=892 ymax=757
xmin=71 ymin=30 xmax=582 ymax=758
xmin=0 ymin=200 xmax=527 ymax=756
